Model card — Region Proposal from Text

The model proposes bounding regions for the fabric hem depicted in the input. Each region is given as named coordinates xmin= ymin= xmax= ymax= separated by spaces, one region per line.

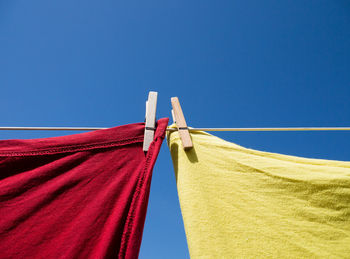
xmin=118 ymin=139 xmax=154 ymax=258
xmin=118 ymin=119 xmax=168 ymax=259
xmin=0 ymin=136 xmax=144 ymax=157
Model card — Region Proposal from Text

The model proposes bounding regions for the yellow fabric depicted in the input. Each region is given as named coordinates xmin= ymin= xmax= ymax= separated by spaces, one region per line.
xmin=167 ymin=127 xmax=350 ymax=259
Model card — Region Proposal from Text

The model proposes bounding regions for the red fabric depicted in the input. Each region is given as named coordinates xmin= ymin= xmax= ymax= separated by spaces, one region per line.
xmin=0 ymin=118 xmax=168 ymax=259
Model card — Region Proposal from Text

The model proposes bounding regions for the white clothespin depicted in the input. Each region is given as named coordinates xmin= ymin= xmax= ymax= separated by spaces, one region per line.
xmin=171 ymin=109 xmax=176 ymax=123
xmin=143 ymin=91 xmax=158 ymax=152
xmin=171 ymin=97 xmax=193 ymax=150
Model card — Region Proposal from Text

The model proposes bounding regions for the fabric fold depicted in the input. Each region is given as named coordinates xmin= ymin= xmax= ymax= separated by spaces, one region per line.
xmin=0 ymin=118 xmax=169 ymax=259
xmin=167 ymin=127 xmax=350 ymax=258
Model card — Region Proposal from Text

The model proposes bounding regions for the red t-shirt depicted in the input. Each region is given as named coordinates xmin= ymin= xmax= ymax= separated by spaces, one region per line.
xmin=0 ymin=118 xmax=168 ymax=259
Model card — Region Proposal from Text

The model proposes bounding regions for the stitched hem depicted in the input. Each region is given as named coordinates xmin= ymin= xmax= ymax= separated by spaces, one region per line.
xmin=118 ymin=118 xmax=168 ymax=258
xmin=0 ymin=136 xmax=144 ymax=157
xmin=118 ymin=137 xmax=155 ymax=259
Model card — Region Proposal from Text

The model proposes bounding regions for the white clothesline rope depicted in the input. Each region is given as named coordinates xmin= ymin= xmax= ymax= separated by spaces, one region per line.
xmin=0 ymin=126 xmax=349 ymax=132
xmin=167 ymin=127 xmax=350 ymax=132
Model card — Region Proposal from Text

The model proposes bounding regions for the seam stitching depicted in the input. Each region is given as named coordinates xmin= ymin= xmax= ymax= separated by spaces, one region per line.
xmin=118 ymin=136 xmax=157 ymax=258
xmin=0 ymin=136 xmax=144 ymax=157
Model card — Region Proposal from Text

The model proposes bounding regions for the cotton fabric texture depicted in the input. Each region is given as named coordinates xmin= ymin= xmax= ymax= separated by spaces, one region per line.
xmin=0 ymin=118 xmax=168 ymax=259
xmin=167 ymin=127 xmax=350 ymax=259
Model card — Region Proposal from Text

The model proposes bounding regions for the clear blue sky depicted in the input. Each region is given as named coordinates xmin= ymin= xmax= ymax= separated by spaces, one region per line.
xmin=1 ymin=1 xmax=349 ymax=258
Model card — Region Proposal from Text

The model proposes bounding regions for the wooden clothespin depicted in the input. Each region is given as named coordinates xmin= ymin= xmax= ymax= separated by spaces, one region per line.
xmin=171 ymin=97 xmax=193 ymax=150
xmin=143 ymin=91 xmax=158 ymax=152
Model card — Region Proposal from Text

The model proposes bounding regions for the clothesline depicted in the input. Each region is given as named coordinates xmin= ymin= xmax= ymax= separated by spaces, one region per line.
xmin=0 ymin=126 xmax=350 ymax=131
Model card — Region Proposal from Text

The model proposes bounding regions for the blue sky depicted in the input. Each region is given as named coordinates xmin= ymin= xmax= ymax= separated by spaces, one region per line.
xmin=1 ymin=1 xmax=349 ymax=258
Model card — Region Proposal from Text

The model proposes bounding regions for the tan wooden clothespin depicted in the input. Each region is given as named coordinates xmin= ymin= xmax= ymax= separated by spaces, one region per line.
xmin=171 ymin=97 xmax=193 ymax=149
xmin=143 ymin=91 xmax=158 ymax=152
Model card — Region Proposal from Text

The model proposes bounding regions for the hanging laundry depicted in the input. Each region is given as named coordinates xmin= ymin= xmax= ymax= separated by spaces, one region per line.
xmin=167 ymin=127 xmax=350 ymax=258
xmin=0 ymin=118 xmax=168 ymax=259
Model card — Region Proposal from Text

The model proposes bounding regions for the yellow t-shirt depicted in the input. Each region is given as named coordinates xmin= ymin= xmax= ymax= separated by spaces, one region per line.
xmin=167 ymin=128 xmax=350 ymax=259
